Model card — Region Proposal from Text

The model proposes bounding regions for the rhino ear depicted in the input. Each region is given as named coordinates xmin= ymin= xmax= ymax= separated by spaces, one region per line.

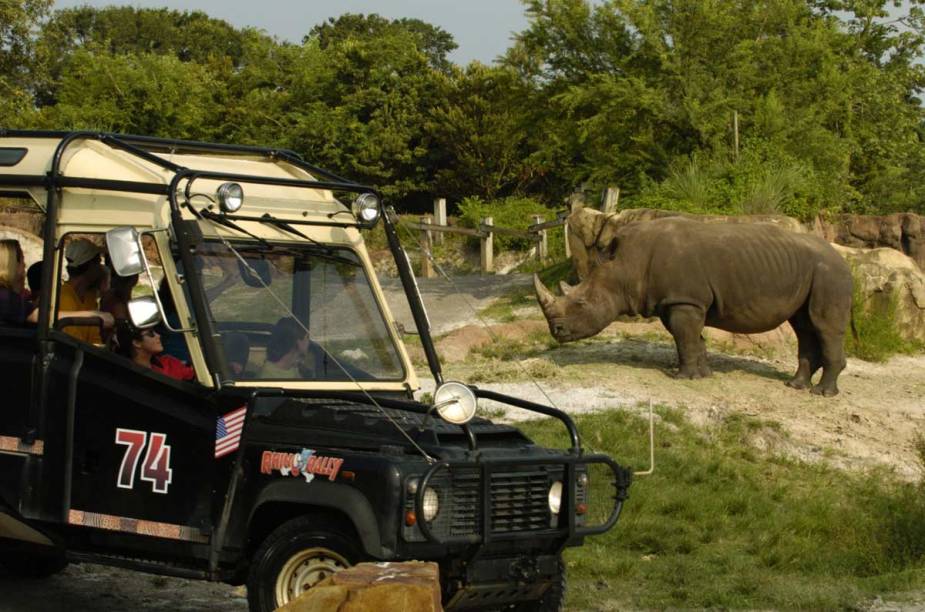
xmin=568 ymin=192 xmax=586 ymax=214
xmin=604 ymin=237 xmax=619 ymax=260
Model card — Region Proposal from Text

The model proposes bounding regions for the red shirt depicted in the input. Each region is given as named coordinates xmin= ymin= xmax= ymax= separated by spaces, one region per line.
xmin=152 ymin=354 xmax=195 ymax=381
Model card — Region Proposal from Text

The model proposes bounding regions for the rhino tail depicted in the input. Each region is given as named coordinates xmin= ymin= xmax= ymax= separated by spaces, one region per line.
xmin=850 ymin=301 xmax=860 ymax=345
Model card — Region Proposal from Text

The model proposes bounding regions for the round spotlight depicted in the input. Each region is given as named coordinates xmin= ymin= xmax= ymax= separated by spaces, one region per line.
xmin=217 ymin=182 xmax=244 ymax=213
xmin=351 ymin=192 xmax=381 ymax=224
xmin=422 ymin=487 xmax=440 ymax=521
xmin=548 ymin=481 xmax=563 ymax=515
xmin=433 ymin=381 xmax=477 ymax=425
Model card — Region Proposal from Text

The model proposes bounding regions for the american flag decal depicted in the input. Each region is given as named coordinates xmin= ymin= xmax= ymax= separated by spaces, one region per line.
xmin=215 ymin=406 xmax=247 ymax=459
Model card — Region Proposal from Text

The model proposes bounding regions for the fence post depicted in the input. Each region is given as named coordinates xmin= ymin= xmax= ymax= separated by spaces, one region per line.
xmin=433 ymin=198 xmax=446 ymax=245
xmin=601 ymin=187 xmax=620 ymax=213
xmin=420 ymin=215 xmax=435 ymax=279
xmin=563 ymin=220 xmax=571 ymax=258
xmin=480 ymin=216 xmax=494 ymax=274
xmin=532 ymin=214 xmax=548 ymax=263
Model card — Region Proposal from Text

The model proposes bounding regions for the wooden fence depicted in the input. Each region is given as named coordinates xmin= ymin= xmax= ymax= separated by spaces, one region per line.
xmin=399 ymin=210 xmax=569 ymax=276
xmin=396 ymin=188 xmax=619 ymax=277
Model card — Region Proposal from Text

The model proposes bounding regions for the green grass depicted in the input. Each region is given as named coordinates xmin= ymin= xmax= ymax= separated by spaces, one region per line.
xmin=517 ymin=408 xmax=925 ymax=610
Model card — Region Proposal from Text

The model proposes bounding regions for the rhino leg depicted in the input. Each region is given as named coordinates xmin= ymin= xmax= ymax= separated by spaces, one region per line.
xmin=810 ymin=332 xmax=846 ymax=397
xmin=806 ymin=275 xmax=850 ymax=397
xmin=661 ymin=305 xmax=711 ymax=379
xmin=786 ymin=313 xmax=822 ymax=390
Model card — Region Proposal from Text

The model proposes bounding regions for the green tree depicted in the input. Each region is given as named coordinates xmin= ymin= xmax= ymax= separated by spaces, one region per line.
xmin=39 ymin=49 xmax=222 ymax=139
xmin=309 ymin=13 xmax=457 ymax=73
xmin=34 ymin=7 xmax=262 ymax=106
xmin=427 ymin=63 xmax=536 ymax=200
xmin=276 ymin=18 xmax=452 ymax=201
xmin=505 ymin=0 xmax=925 ymax=215
xmin=0 ymin=0 xmax=52 ymax=126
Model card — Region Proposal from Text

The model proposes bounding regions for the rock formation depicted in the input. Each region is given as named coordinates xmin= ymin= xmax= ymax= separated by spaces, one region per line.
xmin=276 ymin=561 xmax=442 ymax=612
xmin=815 ymin=213 xmax=924 ymax=271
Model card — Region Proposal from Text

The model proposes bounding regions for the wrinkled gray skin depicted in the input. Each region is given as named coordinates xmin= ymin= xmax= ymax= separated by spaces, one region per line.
xmin=535 ymin=217 xmax=854 ymax=397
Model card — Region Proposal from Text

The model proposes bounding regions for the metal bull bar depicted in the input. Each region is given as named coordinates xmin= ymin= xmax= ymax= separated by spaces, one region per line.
xmin=414 ymin=453 xmax=631 ymax=545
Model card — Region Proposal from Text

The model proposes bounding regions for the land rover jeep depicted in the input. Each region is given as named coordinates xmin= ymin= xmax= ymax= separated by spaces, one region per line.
xmin=0 ymin=131 xmax=631 ymax=611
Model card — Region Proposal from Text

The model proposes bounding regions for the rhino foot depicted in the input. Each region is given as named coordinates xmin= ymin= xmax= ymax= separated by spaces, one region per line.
xmin=673 ymin=367 xmax=711 ymax=380
xmin=786 ymin=378 xmax=811 ymax=391
xmin=810 ymin=384 xmax=839 ymax=397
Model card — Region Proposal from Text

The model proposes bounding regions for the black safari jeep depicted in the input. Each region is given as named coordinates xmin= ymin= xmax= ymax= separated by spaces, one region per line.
xmin=0 ymin=131 xmax=631 ymax=610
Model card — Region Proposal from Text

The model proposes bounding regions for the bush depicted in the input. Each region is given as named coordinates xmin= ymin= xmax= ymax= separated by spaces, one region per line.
xmin=457 ymin=196 xmax=566 ymax=258
xmin=628 ymin=138 xmax=846 ymax=221
xmin=846 ymin=278 xmax=922 ymax=362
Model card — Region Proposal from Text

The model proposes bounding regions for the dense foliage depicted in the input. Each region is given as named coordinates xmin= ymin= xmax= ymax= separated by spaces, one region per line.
xmin=2 ymin=1 xmax=925 ymax=216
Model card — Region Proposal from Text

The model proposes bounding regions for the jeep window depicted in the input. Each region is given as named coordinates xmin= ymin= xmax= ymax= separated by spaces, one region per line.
xmin=198 ymin=242 xmax=405 ymax=382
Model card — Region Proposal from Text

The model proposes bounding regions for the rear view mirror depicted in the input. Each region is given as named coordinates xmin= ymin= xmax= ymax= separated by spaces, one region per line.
xmin=128 ymin=296 xmax=162 ymax=329
xmin=106 ymin=226 xmax=144 ymax=277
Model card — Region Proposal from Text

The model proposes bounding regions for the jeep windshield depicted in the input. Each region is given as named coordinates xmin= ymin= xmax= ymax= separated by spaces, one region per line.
xmin=194 ymin=241 xmax=405 ymax=383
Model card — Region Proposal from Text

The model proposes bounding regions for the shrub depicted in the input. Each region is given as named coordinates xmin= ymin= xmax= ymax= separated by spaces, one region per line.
xmin=628 ymin=138 xmax=842 ymax=221
xmin=457 ymin=196 xmax=565 ymax=258
xmin=846 ymin=278 xmax=922 ymax=361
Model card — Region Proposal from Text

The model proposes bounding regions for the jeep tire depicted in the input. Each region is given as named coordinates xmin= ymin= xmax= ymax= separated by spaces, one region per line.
xmin=246 ymin=516 xmax=360 ymax=612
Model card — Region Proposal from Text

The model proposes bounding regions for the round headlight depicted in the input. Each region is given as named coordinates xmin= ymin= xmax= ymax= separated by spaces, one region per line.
xmin=351 ymin=193 xmax=381 ymax=224
xmin=422 ymin=487 xmax=440 ymax=521
xmin=217 ymin=182 xmax=244 ymax=213
xmin=433 ymin=381 xmax=477 ymax=425
xmin=548 ymin=480 xmax=563 ymax=515
xmin=577 ymin=472 xmax=589 ymax=488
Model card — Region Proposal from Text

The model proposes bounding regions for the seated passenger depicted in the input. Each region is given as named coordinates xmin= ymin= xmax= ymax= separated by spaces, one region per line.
xmin=60 ymin=238 xmax=109 ymax=344
xmin=224 ymin=332 xmax=251 ymax=379
xmin=0 ymin=240 xmax=113 ymax=330
xmin=116 ymin=322 xmax=195 ymax=382
xmin=0 ymin=239 xmax=35 ymax=326
xmin=101 ymin=268 xmax=138 ymax=343
xmin=259 ymin=317 xmax=310 ymax=379
xmin=26 ymin=260 xmax=43 ymax=305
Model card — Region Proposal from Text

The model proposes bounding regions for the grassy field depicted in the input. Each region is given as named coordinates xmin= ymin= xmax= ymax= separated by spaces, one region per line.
xmin=518 ymin=408 xmax=925 ymax=610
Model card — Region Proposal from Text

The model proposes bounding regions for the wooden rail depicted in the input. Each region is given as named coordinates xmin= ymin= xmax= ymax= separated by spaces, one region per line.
xmin=396 ymin=205 xmax=569 ymax=277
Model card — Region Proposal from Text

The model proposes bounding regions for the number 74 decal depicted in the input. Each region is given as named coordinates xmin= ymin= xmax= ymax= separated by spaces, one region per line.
xmin=116 ymin=428 xmax=173 ymax=494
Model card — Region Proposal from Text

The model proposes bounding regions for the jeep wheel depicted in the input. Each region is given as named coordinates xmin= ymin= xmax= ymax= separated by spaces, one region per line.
xmin=246 ymin=516 xmax=360 ymax=612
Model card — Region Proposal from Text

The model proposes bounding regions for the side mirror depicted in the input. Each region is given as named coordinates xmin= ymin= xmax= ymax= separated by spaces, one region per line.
xmin=127 ymin=296 xmax=162 ymax=329
xmin=106 ymin=226 xmax=145 ymax=277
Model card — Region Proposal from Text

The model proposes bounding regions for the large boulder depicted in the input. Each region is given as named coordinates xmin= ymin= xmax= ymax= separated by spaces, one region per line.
xmin=834 ymin=244 xmax=925 ymax=344
xmin=276 ymin=561 xmax=442 ymax=612
xmin=816 ymin=213 xmax=925 ymax=271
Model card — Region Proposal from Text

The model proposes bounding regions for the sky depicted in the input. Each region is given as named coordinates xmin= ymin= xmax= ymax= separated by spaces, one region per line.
xmin=51 ymin=0 xmax=532 ymax=65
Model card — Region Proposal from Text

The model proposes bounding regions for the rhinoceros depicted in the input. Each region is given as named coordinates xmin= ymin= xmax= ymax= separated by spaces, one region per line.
xmin=535 ymin=216 xmax=854 ymax=396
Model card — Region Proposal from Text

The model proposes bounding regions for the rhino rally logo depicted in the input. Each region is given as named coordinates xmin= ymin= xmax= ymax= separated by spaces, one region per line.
xmin=260 ymin=449 xmax=344 ymax=483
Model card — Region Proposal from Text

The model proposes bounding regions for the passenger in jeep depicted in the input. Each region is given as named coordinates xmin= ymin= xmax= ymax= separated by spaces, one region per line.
xmin=0 ymin=239 xmax=34 ymax=325
xmin=116 ymin=322 xmax=195 ymax=381
xmin=259 ymin=317 xmax=310 ymax=379
xmin=101 ymin=267 xmax=138 ymax=343
xmin=60 ymin=238 xmax=109 ymax=344
xmin=0 ymin=240 xmax=113 ymax=330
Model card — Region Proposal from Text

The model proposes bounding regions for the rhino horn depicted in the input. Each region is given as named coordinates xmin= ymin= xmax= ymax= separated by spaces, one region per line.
xmin=533 ymin=274 xmax=556 ymax=309
xmin=559 ymin=280 xmax=575 ymax=296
